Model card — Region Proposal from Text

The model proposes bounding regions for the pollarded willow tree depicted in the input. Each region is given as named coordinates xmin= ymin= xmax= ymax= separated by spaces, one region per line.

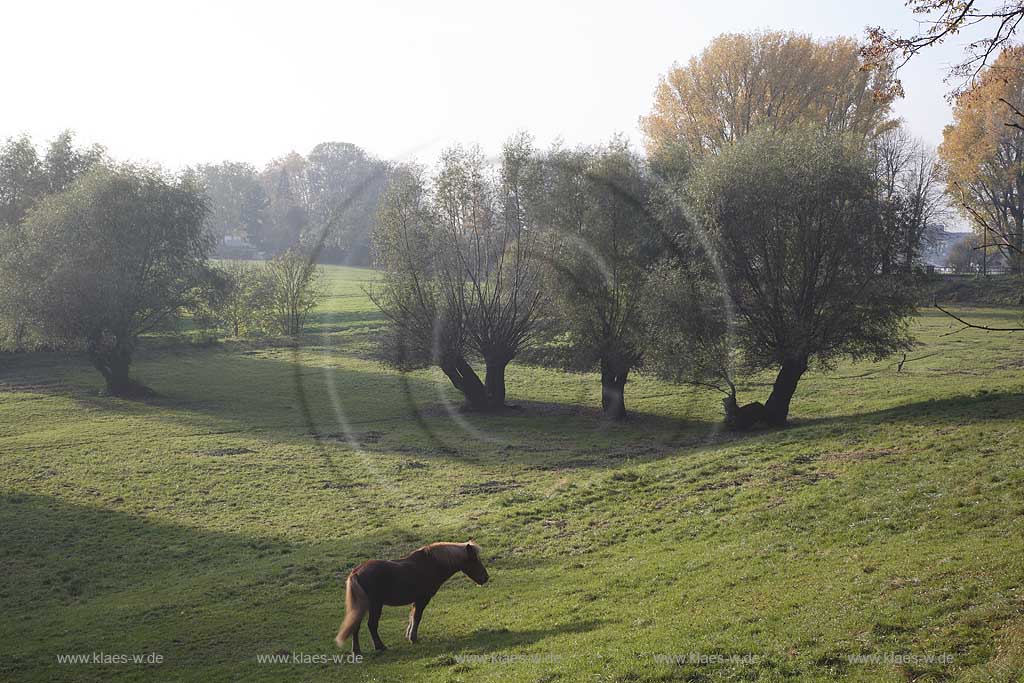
xmin=640 ymin=30 xmax=898 ymax=167
xmin=3 ymin=164 xmax=211 ymax=395
xmin=536 ymin=139 xmax=666 ymax=420
xmin=687 ymin=128 xmax=917 ymax=425
xmin=371 ymin=136 xmax=546 ymax=412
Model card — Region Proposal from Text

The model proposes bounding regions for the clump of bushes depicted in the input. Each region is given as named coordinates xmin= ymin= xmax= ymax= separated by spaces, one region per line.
xmin=193 ymin=249 xmax=325 ymax=338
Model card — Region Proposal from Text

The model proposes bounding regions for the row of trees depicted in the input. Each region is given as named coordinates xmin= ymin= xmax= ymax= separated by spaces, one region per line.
xmin=193 ymin=142 xmax=390 ymax=264
xmin=371 ymin=31 xmax=950 ymax=426
xmin=3 ymin=26 xmax=1017 ymax=410
xmin=373 ymin=129 xmax=919 ymax=425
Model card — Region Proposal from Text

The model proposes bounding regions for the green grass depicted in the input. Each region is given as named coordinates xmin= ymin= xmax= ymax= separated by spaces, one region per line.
xmin=2 ymin=264 xmax=1023 ymax=682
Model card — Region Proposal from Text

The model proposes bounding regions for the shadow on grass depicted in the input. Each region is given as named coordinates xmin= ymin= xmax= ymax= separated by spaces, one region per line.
xmin=302 ymin=310 xmax=386 ymax=335
xmin=388 ymin=619 xmax=604 ymax=663
xmin=4 ymin=345 xmax=731 ymax=471
xmin=22 ymin=341 xmax=1011 ymax=471
xmin=795 ymin=388 xmax=1024 ymax=430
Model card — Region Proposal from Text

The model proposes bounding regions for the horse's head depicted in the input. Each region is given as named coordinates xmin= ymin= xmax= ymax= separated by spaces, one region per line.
xmin=461 ymin=541 xmax=489 ymax=585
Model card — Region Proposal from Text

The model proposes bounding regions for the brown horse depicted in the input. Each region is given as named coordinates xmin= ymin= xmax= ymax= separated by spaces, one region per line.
xmin=335 ymin=541 xmax=489 ymax=654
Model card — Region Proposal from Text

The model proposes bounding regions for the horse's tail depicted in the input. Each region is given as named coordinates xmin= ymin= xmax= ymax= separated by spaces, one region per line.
xmin=335 ymin=573 xmax=368 ymax=646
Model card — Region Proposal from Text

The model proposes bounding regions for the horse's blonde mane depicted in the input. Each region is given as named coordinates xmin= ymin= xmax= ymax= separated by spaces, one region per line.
xmin=422 ymin=541 xmax=481 ymax=568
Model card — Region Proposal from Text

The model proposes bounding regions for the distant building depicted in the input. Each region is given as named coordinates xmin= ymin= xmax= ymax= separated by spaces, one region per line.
xmin=215 ymin=233 xmax=259 ymax=260
xmin=922 ymin=227 xmax=966 ymax=268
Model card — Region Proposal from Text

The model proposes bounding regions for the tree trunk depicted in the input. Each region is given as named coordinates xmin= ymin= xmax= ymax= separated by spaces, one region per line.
xmin=439 ymin=355 xmax=491 ymax=412
xmin=600 ymin=361 xmax=628 ymax=420
xmin=104 ymin=353 xmax=133 ymax=395
xmin=484 ymin=360 xmax=507 ymax=409
xmin=87 ymin=335 xmax=148 ymax=396
xmin=1009 ymin=212 xmax=1024 ymax=275
xmin=764 ymin=355 xmax=808 ymax=426
xmin=1011 ymin=237 xmax=1024 ymax=276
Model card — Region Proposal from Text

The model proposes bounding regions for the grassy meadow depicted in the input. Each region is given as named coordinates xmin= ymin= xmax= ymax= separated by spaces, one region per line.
xmin=1 ymin=264 xmax=1023 ymax=682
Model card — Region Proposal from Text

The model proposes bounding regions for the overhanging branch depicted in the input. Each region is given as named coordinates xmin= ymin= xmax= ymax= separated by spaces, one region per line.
xmin=935 ymin=302 xmax=1024 ymax=334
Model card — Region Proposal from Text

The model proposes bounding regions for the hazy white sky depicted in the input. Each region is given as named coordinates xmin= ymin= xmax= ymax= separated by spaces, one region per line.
xmin=1 ymin=0 xmax=983 ymax=169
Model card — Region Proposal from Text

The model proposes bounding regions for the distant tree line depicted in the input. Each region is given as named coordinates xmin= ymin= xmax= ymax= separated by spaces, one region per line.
xmin=191 ymin=142 xmax=390 ymax=265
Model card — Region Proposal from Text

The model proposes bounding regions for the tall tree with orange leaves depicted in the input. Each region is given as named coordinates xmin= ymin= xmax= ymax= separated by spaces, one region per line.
xmin=940 ymin=46 xmax=1024 ymax=274
xmin=640 ymin=31 xmax=898 ymax=170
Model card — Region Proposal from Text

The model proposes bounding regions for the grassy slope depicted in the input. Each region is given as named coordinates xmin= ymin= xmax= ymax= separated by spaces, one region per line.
xmin=1 ymin=265 xmax=1023 ymax=682
xmin=928 ymin=274 xmax=1024 ymax=307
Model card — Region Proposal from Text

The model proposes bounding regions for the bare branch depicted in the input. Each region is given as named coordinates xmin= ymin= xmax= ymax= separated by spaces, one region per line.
xmin=935 ymin=302 xmax=1024 ymax=333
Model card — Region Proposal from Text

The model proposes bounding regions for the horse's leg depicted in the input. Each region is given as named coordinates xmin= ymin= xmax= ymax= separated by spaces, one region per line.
xmin=408 ymin=599 xmax=428 ymax=643
xmin=367 ymin=601 xmax=386 ymax=651
xmin=351 ymin=626 xmax=361 ymax=656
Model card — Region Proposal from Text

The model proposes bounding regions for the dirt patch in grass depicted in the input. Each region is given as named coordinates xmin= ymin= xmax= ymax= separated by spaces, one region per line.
xmin=822 ymin=447 xmax=906 ymax=463
xmin=998 ymin=357 xmax=1024 ymax=370
xmin=352 ymin=430 xmax=384 ymax=443
xmin=527 ymin=458 xmax=604 ymax=471
xmin=313 ymin=430 xmax=384 ymax=446
xmin=765 ymin=462 xmax=839 ymax=487
xmin=198 ymin=447 xmax=255 ymax=457
xmin=783 ymin=470 xmax=838 ymax=486
xmin=514 ymin=400 xmax=593 ymax=417
xmin=320 ymin=480 xmax=357 ymax=490
xmin=695 ymin=473 xmax=753 ymax=491
xmin=457 ymin=480 xmax=520 ymax=495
